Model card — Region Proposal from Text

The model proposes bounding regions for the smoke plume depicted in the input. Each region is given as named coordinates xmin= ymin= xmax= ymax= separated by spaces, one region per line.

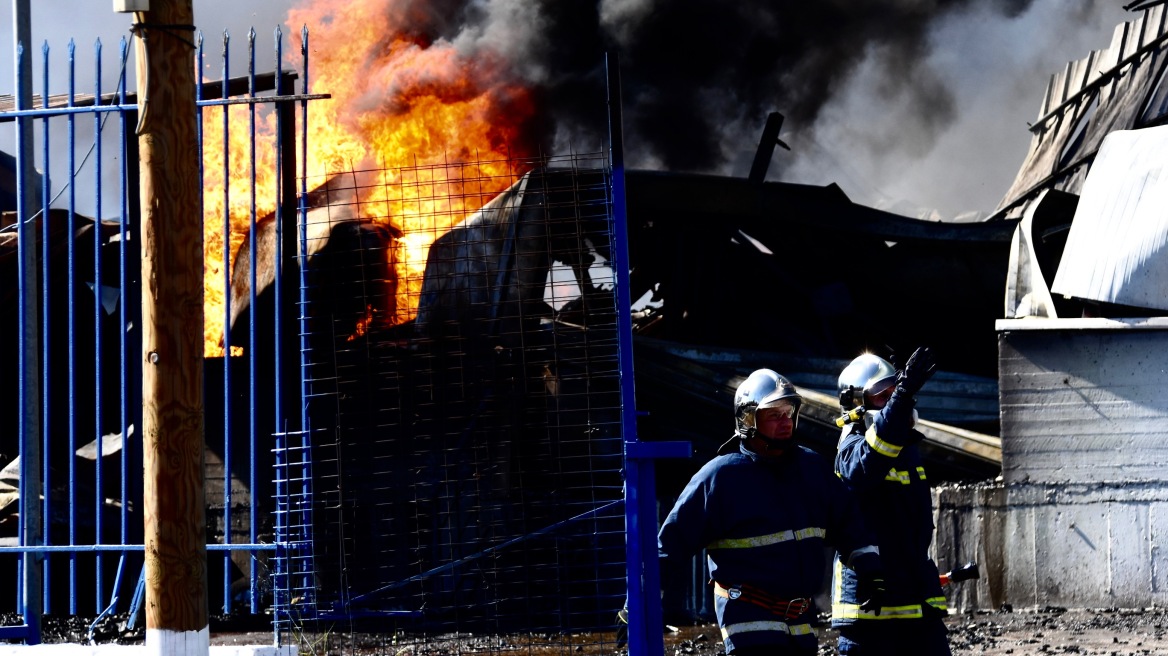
xmin=0 ymin=0 xmax=1137 ymax=219
xmin=413 ymin=1 xmax=1034 ymax=169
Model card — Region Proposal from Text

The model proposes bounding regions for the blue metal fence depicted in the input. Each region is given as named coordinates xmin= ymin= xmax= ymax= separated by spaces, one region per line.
xmin=0 ymin=25 xmax=324 ymax=644
xmin=3 ymin=20 xmax=671 ymax=656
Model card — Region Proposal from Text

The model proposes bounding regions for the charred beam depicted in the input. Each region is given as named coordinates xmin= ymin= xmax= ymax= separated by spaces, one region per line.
xmin=747 ymin=112 xmax=789 ymax=184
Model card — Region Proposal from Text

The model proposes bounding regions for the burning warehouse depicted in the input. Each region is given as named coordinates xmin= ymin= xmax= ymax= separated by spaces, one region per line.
xmin=4 ymin=0 xmax=1168 ymax=650
xmin=204 ymin=0 xmax=1168 ymax=627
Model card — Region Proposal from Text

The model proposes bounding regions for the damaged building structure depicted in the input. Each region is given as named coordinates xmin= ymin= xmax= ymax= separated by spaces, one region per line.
xmin=940 ymin=2 xmax=1168 ymax=613
xmin=621 ymin=3 xmax=1168 ymax=618
xmin=2 ymin=3 xmax=1167 ymax=633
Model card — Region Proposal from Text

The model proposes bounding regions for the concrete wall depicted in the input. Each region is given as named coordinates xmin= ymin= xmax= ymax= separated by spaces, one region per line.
xmin=997 ymin=319 xmax=1168 ymax=609
xmin=932 ymin=482 xmax=1006 ymax=613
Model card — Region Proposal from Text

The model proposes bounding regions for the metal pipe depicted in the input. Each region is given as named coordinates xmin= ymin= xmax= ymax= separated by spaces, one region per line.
xmin=748 ymin=112 xmax=785 ymax=184
xmin=92 ymin=37 xmax=106 ymax=616
xmin=295 ymin=24 xmax=313 ymax=619
xmin=13 ymin=0 xmax=44 ymax=642
xmin=66 ymin=37 xmax=78 ymax=617
xmin=271 ymin=27 xmax=286 ymax=633
xmin=117 ymin=37 xmax=131 ymax=616
xmin=39 ymin=38 xmax=52 ymax=616
xmin=221 ymin=27 xmax=233 ymax=618
xmin=0 ymin=544 xmax=277 ymax=553
xmin=607 ymin=51 xmax=663 ymax=656
xmin=246 ymin=26 xmax=259 ymax=617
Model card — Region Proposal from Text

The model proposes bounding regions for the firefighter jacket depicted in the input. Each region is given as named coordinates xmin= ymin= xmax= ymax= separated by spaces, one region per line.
xmin=831 ymin=390 xmax=947 ymax=626
xmin=659 ymin=442 xmax=882 ymax=654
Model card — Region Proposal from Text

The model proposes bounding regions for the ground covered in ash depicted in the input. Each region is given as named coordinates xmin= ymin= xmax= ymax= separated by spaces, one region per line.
xmin=939 ymin=607 xmax=1168 ymax=656
xmin=13 ymin=607 xmax=1168 ymax=654
xmin=209 ymin=608 xmax=1168 ymax=655
xmin=658 ymin=608 xmax=1168 ymax=655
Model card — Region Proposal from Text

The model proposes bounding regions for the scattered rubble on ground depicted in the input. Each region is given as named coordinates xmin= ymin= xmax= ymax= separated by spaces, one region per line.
xmin=13 ymin=608 xmax=1168 ymax=654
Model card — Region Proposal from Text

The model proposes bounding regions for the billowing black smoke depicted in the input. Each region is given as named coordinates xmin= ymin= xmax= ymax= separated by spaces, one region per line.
xmin=345 ymin=0 xmax=1048 ymax=175
xmin=423 ymin=0 xmax=1042 ymax=174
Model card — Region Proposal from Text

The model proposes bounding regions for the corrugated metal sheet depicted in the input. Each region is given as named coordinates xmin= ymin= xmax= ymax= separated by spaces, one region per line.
xmin=1050 ymin=125 xmax=1168 ymax=310
xmin=1004 ymin=189 xmax=1063 ymax=318
xmin=1077 ymin=7 xmax=1168 ymax=156
xmin=995 ymin=6 xmax=1168 ymax=220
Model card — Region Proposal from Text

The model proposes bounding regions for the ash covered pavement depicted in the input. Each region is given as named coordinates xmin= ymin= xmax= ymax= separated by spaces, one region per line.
xmin=18 ymin=607 xmax=1168 ymax=655
xmin=658 ymin=608 xmax=1168 ymax=656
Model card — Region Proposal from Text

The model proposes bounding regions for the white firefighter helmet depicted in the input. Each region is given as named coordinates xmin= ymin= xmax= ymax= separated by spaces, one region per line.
xmin=734 ymin=368 xmax=802 ymax=439
xmin=837 ymin=353 xmax=897 ymax=411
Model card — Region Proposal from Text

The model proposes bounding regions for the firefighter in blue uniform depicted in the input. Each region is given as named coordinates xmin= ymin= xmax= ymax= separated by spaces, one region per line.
xmin=831 ymin=347 xmax=952 ymax=655
xmin=658 ymin=369 xmax=886 ymax=656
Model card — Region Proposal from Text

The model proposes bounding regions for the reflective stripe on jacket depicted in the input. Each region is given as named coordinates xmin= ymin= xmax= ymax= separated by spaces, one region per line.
xmin=720 ymin=619 xmax=814 ymax=640
xmin=832 ymin=393 xmax=945 ymax=628
xmin=659 ymin=443 xmax=880 ymax=652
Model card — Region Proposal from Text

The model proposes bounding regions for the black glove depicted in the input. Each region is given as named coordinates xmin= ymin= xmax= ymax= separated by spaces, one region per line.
xmin=895 ymin=346 xmax=937 ymax=397
xmin=856 ymin=575 xmax=887 ymax=616
xmin=615 ymin=607 xmax=628 ymax=648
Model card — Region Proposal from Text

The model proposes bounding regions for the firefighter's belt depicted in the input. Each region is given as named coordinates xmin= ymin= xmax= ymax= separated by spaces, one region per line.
xmin=713 ymin=581 xmax=811 ymax=620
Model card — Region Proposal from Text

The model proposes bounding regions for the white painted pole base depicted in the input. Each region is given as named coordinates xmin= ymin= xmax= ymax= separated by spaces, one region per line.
xmin=146 ymin=626 xmax=209 ymax=656
xmin=0 ymin=641 xmax=296 ymax=655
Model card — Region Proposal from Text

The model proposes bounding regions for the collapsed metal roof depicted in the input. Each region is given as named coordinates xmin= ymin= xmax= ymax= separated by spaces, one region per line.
xmin=1002 ymin=6 xmax=1168 ymax=319
xmin=994 ymin=4 xmax=1168 ymax=222
xmin=1050 ymin=125 xmax=1168 ymax=310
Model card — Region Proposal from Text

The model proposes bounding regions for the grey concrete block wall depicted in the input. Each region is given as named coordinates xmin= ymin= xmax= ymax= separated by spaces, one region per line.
xmin=997 ymin=320 xmax=1168 ymax=609
xmin=932 ymin=482 xmax=1006 ymax=612
xmin=999 ymin=322 xmax=1168 ymax=486
xmin=1003 ymin=483 xmax=1168 ymax=608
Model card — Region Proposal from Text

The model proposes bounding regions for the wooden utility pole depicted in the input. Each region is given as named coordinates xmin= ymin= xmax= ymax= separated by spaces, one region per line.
xmin=134 ymin=1 xmax=208 ymax=653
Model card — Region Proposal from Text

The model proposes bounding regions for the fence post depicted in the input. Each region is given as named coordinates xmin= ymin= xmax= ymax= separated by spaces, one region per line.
xmin=12 ymin=0 xmax=44 ymax=644
xmin=134 ymin=1 xmax=209 ymax=654
xmin=606 ymin=52 xmax=693 ymax=656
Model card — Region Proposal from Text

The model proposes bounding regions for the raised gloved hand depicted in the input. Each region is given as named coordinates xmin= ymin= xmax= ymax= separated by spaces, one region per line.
xmin=895 ymin=346 xmax=937 ymax=397
xmin=856 ymin=575 xmax=887 ymax=616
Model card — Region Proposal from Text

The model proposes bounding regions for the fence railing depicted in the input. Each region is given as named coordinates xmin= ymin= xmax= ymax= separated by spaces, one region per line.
xmin=3 ymin=21 xmax=671 ymax=656
xmin=0 ymin=25 xmax=321 ymax=645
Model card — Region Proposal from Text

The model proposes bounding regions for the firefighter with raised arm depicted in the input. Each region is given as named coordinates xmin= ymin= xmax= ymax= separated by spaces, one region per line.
xmin=657 ymin=369 xmax=887 ymax=656
xmin=831 ymin=347 xmax=952 ymax=655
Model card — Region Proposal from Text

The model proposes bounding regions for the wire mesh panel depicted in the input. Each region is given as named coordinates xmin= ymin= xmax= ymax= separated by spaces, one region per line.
xmin=289 ymin=152 xmax=628 ymax=651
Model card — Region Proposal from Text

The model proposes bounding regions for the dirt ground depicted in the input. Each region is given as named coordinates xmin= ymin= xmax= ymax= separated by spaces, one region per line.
xmin=939 ymin=607 xmax=1168 ymax=656
xmin=202 ymin=607 xmax=1168 ymax=655
xmin=659 ymin=608 xmax=1168 ymax=655
xmin=19 ymin=607 xmax=1168 ymax=654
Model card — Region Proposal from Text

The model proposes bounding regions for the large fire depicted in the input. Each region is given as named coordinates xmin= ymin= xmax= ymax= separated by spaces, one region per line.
xmin=201 ymin=0 xmax=538 ymax=357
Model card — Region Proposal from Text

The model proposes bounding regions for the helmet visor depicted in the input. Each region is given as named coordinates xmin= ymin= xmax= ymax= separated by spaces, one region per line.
xmin=757 ymin=398 xmax=798 ymax=419
xmin=864 ymin=375 xmax=897 ymax=408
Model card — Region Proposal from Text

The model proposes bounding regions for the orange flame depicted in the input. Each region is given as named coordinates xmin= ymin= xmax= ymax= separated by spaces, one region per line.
xmin=347 ymin=304 xmax=375 ymax=342
xmin=201 ymin=0 xmax=538 ymax=357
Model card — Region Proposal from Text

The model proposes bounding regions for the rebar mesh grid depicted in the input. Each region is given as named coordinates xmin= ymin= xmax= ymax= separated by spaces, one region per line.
xmin=285 ymin=152 xmax=628 ymax=652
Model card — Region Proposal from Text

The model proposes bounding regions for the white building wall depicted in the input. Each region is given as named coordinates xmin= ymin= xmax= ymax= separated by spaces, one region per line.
xmin=998 ymin=319 xmax=1168 ymax=609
